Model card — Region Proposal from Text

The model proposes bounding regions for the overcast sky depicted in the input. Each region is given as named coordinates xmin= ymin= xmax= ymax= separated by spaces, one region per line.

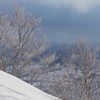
xmin=1 ymin=0 xmax=100 ymax=43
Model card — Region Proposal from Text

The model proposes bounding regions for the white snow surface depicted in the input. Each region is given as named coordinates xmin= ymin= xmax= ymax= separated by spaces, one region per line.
xmin=0 ymin=70 xmax=60 ymax=100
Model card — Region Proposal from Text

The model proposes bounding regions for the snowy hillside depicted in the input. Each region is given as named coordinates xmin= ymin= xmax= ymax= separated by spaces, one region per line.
xmin=0 ymin=71 xmax=60 ymax=100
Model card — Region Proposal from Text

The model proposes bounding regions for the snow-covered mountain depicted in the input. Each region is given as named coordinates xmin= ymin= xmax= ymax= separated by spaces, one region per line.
xmin=0 ymin=70 xmax=60 ymax=100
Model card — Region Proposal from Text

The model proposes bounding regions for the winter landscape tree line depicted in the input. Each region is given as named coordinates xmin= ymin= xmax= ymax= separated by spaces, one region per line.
xmin=0 ymin=2 xmax=100 ymax=100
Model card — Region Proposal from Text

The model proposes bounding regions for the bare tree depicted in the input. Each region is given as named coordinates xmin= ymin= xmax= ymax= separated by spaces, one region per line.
xmin=0 ymin=2 xmax=58 ymax=82
xmin=47 ymin=39 xmax=100 ymax=100
xmin=46 ymin=66 xmax=76 ymax=100
xmin=0 ymin=2 xmax=62 ymax=90
xmin=62 ymin=38 xmax=100 ymax=100
xmin=21 ymin=52 xmax=59 ymax=85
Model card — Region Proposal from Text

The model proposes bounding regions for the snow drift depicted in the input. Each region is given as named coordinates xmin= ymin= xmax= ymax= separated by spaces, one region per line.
xmin=0 ymin=70 xmax=60 ymax=100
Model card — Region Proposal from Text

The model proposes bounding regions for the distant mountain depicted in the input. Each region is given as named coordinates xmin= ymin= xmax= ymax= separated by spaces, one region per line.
xmin=44 ymin=42 xmax=100 ymax=64
xmin=0 ymin=71 xmax=60 ymax=100
xmin=44 ymin=43 xmax=74 ymax=64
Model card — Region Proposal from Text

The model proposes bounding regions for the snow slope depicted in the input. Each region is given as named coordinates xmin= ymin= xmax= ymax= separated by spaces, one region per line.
xmin=0 ymin=70 xmax=60 ymax=100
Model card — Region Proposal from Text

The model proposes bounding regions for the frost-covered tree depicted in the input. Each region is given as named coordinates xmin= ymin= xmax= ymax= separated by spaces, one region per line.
xmin=48 ymin=39 xmax=100 ymax=100
xmin=0 ymin=2 xmax=58 ymax=85
xmin=62 ymin=39 xmax=100 ymax=100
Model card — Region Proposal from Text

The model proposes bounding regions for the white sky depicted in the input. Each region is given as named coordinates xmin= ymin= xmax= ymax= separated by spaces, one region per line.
xmin=27 ymin=0 xmax=100 ymax=14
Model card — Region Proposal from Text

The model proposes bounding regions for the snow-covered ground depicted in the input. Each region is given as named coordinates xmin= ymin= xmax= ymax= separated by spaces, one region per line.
xmin=0 ymin=70 xmax=60 ymax=100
